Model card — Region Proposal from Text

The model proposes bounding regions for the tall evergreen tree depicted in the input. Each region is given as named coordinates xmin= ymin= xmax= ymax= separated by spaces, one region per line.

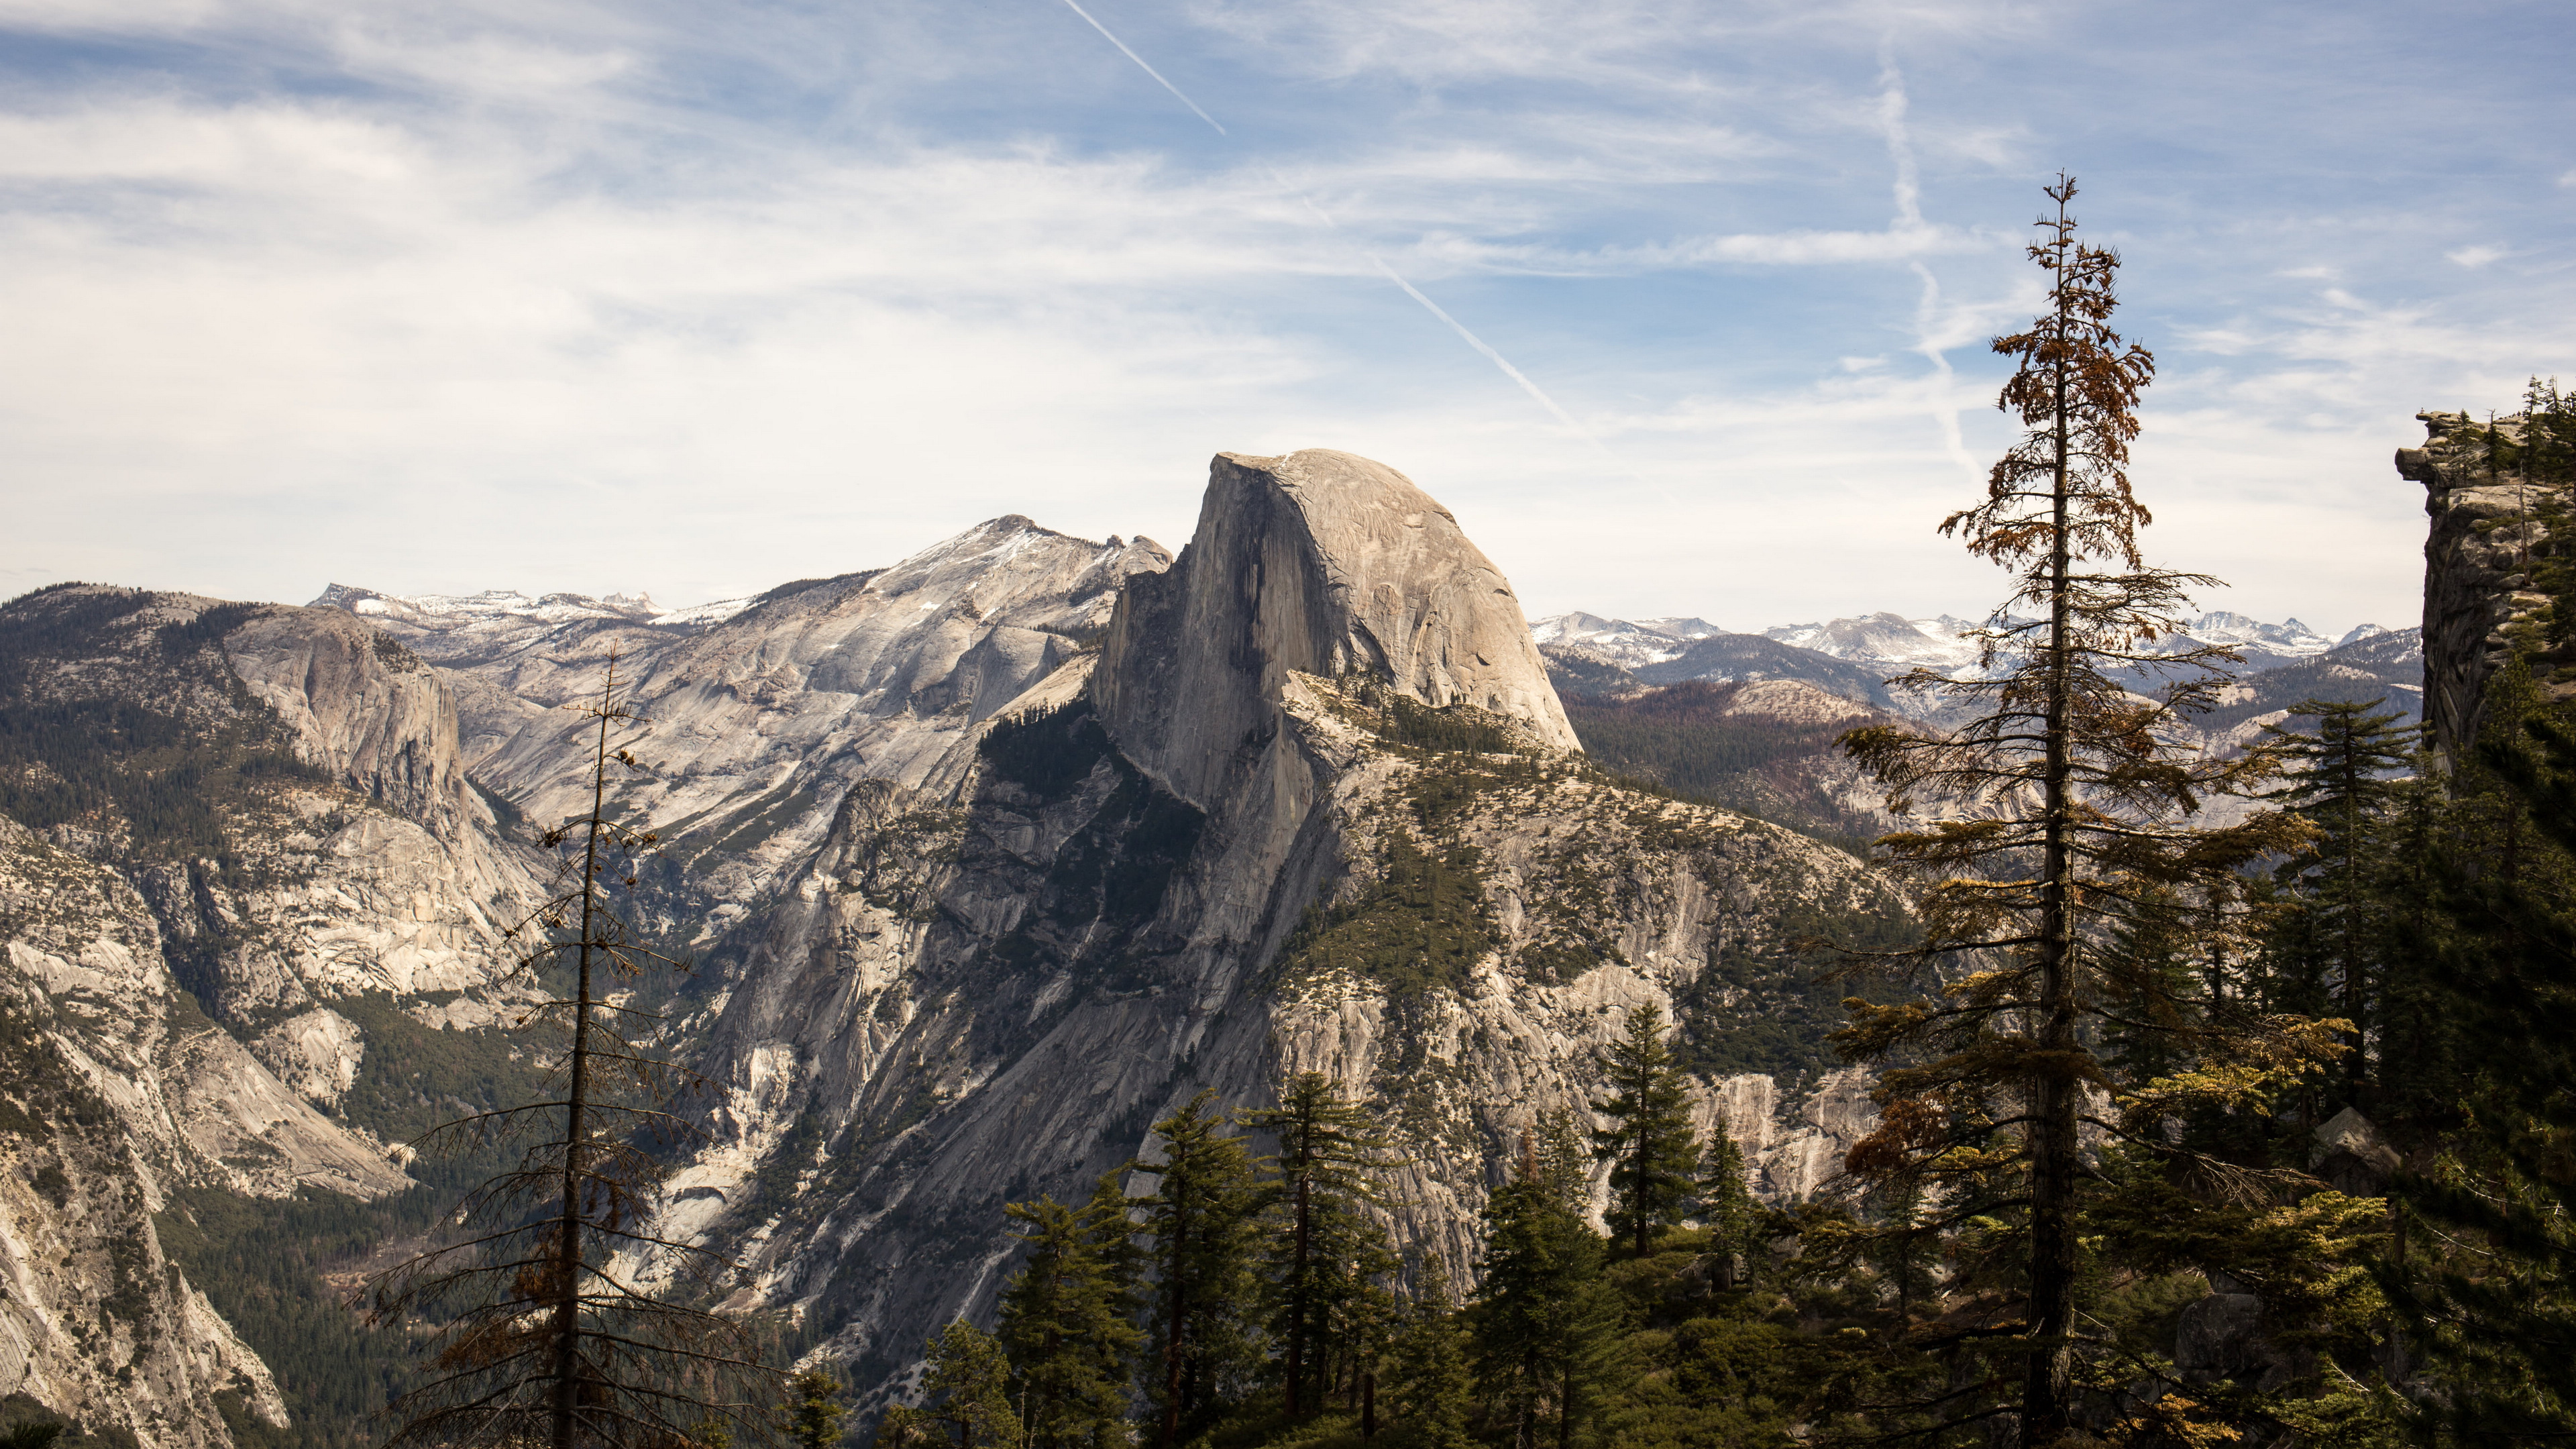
xmin=784 ymin=1368 xmax=846 ymax=1449
xmin=2261 ymin=698 xmax=2418 ymax=1093
xmin=1695 ymin=1118 xmax=1757 ymax=1257
xmin=1380 ymin=1264 xmax=1472 ymax=1449
xmin=1589 ymin=1004 xmax=1700 ymax=1259
xmin=997 ymin=1174 xmax=1144 ymax=1449
xmin=2382 ymin=663 xmax=2576 ymax=1441
xmin=1832 ymin=175 xmax=2308 ymax=1445
xmin=1134 ymin=1090 xmax=1264 ymax=1446
xmin=877 ymin=1323 xmax=1020 ymax=1449
xmin=1468 ymin=1148 xmax=1616 ymax=1449
xmin=367 ymin=651 xmax=778 ymax=1449
xmin=1241 ymin=1072 xmax=1400 ymax=1417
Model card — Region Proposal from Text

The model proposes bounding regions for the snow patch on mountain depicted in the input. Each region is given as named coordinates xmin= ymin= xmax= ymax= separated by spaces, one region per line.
xmin=1528 ymin=612 xmax=1725 ymax=669
xmin=309 ymin=583 xmax=758 ymax=649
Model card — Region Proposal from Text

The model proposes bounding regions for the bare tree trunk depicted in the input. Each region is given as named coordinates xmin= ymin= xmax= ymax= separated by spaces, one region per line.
xmin=1287 ymin=1171 xmax=1308 ymax=1416
xmin=2024 ymin=209 xmax=2079 ymax=1449
xmin=553 ymin=662 xmax=616 ymax=1449
xmin=1161 ymin=1191 xmax=1188 ymax=1448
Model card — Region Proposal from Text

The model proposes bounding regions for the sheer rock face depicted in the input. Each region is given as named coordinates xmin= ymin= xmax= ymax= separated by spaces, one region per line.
xmin=447 ymin=519 xmax=1171 ymax=907
xmin=2400 ymin=409 xmax=2571 ymax=759
xmin=650 ymin=453 xmax=1894 ymax=1407
xmin=222 ymin=609 xmax=469 ymax=837
xmin=0 ymin=592 xmax=549 ymax=1024
xmin=1097 ymin=449 xmax=1577 ymax=810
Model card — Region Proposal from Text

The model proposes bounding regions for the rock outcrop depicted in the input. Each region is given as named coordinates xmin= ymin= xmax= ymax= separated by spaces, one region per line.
xmin=0 ymin=812 xmax=404 ymax=1448
xmin=2400 ymin=409 xmax=2569 ymax=761
xmin=441 ymin=519 xmax=1171 ymax=910
xmin=1094 ymin=449 xmax=1576 ymax=808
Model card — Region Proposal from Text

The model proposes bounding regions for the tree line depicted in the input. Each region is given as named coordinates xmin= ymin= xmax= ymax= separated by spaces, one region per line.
xmin=877 ymin=1020 xmax=1774 ymax=1449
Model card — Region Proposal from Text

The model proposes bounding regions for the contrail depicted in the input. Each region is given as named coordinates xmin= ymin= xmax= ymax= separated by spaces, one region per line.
xmin=1056 ymin=0 xmax=1226 ymax=136
xmin=1056 ymin=2 xmax=1596 ymax=443
xmin=1371 ymin=256 xmax=1599 ymax=445
xmin=1875 ymin=38 xmax=1923 ymax=231
xmin=1909 ymin=261 xmax=1980 ymax=478
xmin=1880 ymin=41 xmax=1975 ymax=478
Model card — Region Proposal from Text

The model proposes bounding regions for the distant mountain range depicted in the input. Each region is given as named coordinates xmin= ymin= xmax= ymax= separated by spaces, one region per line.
xmin=1534 ymin=608 xmax=2423 ymax=735
xmin=1534 ymin=609 xmax=2392 ymax=681
xmin=1538 ymin=609 xmax=2426 ymax=844
xmin=307 ymin=582 xmax=763 ymax=665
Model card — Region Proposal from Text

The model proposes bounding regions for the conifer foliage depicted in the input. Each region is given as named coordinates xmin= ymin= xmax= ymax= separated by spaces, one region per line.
xmin=1133 ymin=1090 xmax=1265 ymax=1446
xmin=1832 ymin=174 xmax=2313 ymax=1444
xmin=879 ymin=1324 xmax=1020 ymax=1449
xmin=996 ymin=1174 xmax=1144 ymax=1449
xmin=369 ymin=651 xmax=777 ymax=1449
xmin=1467 ymin=1144 xmax=1617 ymax=1449
xmin=1589 ymin=1004 xmax=1701 ymax=1260
xmin=1242 ymin=1072 xmax=1403 ymax=1417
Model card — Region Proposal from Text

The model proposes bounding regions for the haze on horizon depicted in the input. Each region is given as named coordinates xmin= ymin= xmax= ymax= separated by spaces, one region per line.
xmin=1 ymin=0 xmax=2569 ymax=639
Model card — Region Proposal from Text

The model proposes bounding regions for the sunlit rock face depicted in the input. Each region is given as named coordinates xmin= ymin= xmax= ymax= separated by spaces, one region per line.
xmin=1095 ymin=448 xmax=1578 ymax=809
xmin=644 ymin=452 xmax=1897 ymax=1408
xmin=0 ymin=813 xmax=405 ymax=1449
xmin=435 ymin=519 xmax=1173 ymax=911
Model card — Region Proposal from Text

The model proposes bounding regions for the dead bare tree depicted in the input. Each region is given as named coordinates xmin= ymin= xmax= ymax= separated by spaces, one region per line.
xmin=369 ymin=649 xmax=780 ymax=1449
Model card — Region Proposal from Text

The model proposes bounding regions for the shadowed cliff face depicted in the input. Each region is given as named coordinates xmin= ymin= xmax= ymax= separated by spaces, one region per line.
xmin=2400 ymin=409 xmax=2571 ymax=761
xmin=647 ymin=452 xmax=1899 ymax=1409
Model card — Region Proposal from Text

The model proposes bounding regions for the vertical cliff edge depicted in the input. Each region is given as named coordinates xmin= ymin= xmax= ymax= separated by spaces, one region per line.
xmin=2402 ymin=409 xmax=2573 ymax=761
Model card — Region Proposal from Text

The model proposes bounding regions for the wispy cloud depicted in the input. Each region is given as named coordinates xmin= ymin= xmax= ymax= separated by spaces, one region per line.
xmin=1056 ymin=0 xmax=1227 ymax=135
xmin=0 ymin=0 xmax=2563 ymax=635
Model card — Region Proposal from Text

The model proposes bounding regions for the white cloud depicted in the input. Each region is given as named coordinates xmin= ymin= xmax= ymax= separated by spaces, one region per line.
xmin=0 ymin=0 xmax=2561 ymax=639
xmin=2445 ymin=244 xmax=2505 ymax=268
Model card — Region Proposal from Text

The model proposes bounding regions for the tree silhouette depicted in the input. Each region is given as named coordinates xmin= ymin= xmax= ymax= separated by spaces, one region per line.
xmin=1588 ymin=1004 xmax=1699 ymax=1259
xmin=1242 ymin=1071 xmax=1401 ymax=1416
xmin=368 ymin=651 xmax=779 ymax=1448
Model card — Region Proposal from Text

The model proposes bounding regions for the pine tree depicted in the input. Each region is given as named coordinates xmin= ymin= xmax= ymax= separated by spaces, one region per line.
xmin=1831 ymin=175 xmax=2310 ymax=1445
xmin=785 ymin=1368 xmax=847 ymax=1449
xmin=1589 ymin=1003 xmax=1700 ymax=1259
xmin=1241 ymin=1072 xmax=1401 ymax=1417
xmin=2261 ymin=698 xmax=2418 ymax=1095
xmin=2381 ymin=664 xmax=2576 ymax=1440
xmin=878 ymin=1323 xmax=1020 ymax=1449
xmin=1134 ymin=1090 xmax=1263 ymax=1446
xmin=1468 ymin=1148 xmax=1616 ymax=1449
xmin=1381 ymin=1264 xmax=1473 ymax=1449
xmin=367 ymin=651 xmax=777 ymax=1449
xmin=1694 ymin=1118 xmax=1757 ymax=1257
xmin=997 ymin=1175 xmax=1144 ymax=1449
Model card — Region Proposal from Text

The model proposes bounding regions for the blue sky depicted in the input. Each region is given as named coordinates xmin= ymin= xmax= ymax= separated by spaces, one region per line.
xmin=1 ymin=0 xmax=2569 ymax=636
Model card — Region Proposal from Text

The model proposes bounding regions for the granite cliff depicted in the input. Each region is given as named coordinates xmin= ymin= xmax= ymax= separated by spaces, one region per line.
xmin=2400 ymin=408 xmax=2573 ymax=761
xmin=631 ymin=451 xmax=1900 ymax=1406
xmin=0 ymin=586 xmax=551 ymax=1445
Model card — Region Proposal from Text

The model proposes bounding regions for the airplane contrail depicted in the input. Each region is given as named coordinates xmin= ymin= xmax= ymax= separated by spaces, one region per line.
xmin=1055 ymin=1 xmax=1599 ymax=444
xmin=1370 ymin=258 xmax=1599 ymax=446
xmin=1056 ymin=0 xmax=1226 ymax=136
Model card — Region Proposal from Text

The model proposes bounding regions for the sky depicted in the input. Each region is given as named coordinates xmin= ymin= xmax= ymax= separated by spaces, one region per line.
xmin=1 ymin=0 xmax=2570 ymax=637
